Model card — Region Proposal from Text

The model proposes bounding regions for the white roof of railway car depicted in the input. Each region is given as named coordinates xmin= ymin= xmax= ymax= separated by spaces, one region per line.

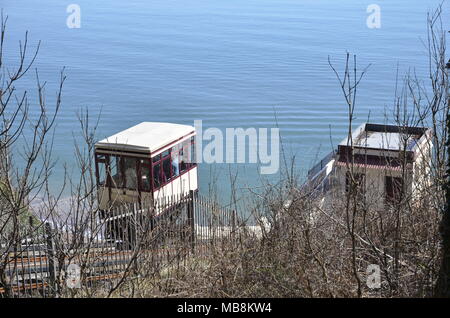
xmin=95 ymin=122 xmax=195 ymax=153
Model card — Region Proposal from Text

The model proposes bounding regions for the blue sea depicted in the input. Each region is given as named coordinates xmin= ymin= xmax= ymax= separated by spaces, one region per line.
xmin=2 ymin=0 xmax=448 ymax=205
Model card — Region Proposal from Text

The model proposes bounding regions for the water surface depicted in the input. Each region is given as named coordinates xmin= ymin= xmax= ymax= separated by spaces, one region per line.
xmin=2 ymin=0 xmax=448 ymax=204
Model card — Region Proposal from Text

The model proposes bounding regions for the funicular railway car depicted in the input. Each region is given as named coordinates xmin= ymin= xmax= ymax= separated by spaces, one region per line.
xmin=94 ymin=122 xmax=198 ymax=244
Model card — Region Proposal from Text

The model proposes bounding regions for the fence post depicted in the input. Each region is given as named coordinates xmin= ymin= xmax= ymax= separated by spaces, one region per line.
xmin=132 ymin=203 xmax=139 ymax=274
xmin=45 ymin=222 xmax=58 ymax=297
xmin=187 ymin=190 xmax=195 ymax=252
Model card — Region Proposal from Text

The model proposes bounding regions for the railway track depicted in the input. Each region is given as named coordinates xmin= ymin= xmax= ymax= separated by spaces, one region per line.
xmin=0 ymin=244 xmax=194 ymax=296
xmin=0 ymin=272 xmax=126 ymax=294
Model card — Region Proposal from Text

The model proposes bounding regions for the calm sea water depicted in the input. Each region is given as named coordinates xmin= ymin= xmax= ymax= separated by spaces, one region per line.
xmin=2 ymin=0 xmax=448 ymax=204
